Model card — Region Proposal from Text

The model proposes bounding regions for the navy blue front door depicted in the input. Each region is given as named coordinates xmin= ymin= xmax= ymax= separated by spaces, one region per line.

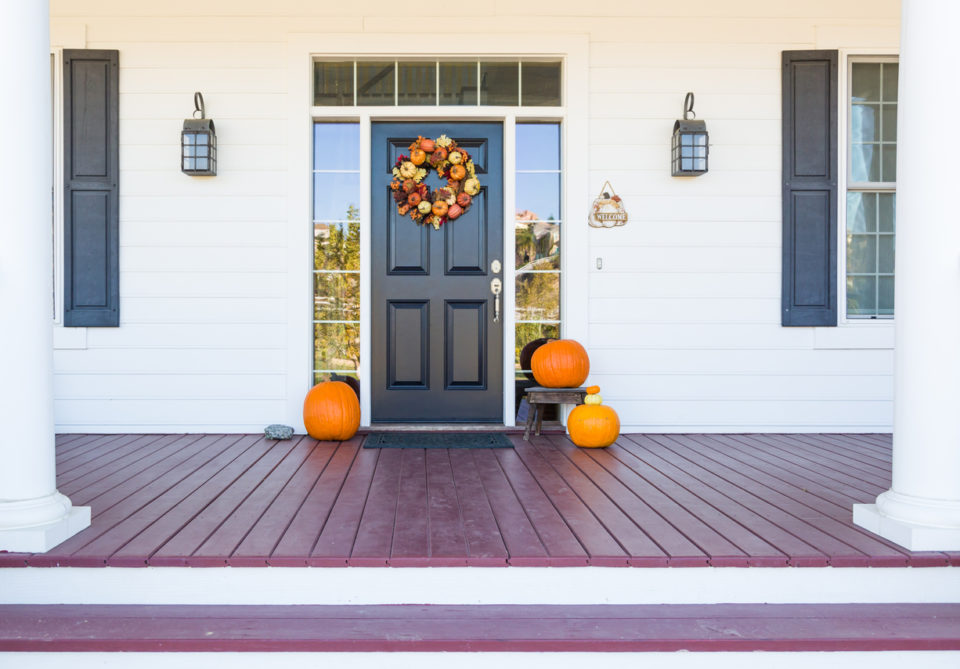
xmin=371 ymin=122 xmax=504 ymax=422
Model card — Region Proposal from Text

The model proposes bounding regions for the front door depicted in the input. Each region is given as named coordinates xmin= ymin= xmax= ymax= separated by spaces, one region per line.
xmin=371 ymin=122 xmax=504 ymax=422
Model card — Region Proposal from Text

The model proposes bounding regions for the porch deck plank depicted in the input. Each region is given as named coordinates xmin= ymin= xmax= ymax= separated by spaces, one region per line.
xmin=349 ymin=448 xmax=403 ymax=564
xmin=527 ymin=435 xmax=667 ymax=560
xmin=194 ymin=436 xmax=316 ymax=559
xmin=389 ymin=449 xmax=431 ymax=563
xmin=109 ymin=435 xmax=268 ymax=564
xmin=447 ymin=449 xmax=509 ymax=563
xmin=309 ymin=445 xmax=379 ymax=562
xmin=271 ymin=438 xmax=360 ymax=561
xmin=30 ymin=435 xmax=244 ymax=565
xmin=6 ymin=432 xmax=950 ymax=569
xmin=664 ymin=434 xmax=910 ymax=564
xmin=232 ymin=437 xmax=331 ymax=561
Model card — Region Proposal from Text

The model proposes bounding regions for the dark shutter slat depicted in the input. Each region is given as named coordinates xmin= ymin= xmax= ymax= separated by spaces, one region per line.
xmin=63 ymin=49 xmax=119 ymax=327
xmin=781 ymin=50 xmax=838 ymax=327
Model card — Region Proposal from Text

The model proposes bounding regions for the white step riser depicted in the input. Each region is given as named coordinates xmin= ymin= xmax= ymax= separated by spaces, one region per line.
xmin=3 ymin=566 xmax=958 ymax=605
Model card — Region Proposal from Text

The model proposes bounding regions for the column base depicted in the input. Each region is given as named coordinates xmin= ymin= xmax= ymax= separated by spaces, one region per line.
xmin=0 ymin=492 xmax=91 ymax=553
xmin=854 ymin=503 xmax=960 ymax=551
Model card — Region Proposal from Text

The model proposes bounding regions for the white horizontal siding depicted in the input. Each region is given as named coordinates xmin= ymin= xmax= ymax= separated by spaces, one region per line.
xmin=51 ymin=0 xmax=899 ymax=432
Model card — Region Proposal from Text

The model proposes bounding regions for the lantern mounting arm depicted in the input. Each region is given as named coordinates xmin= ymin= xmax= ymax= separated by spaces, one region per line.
xmin=683 ymin=92 xmax=696 ymax=120
xmin=193 ymin=92 xmax=206 ymax=119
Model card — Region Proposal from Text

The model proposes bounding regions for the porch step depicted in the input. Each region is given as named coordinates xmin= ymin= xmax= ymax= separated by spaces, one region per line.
xmin=2 ymin=604 xmax=959 ymax=652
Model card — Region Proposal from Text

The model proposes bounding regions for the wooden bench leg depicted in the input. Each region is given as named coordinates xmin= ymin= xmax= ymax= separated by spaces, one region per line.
xmin=535 ymin=405 xmax=544 ymax=437
xmin=524 ymin=404 xmax=537 ymax=440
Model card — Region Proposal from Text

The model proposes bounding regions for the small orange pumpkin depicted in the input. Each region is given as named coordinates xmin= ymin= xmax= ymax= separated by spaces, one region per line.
xmin=407 ymin=192 xmax=421 ymax=206
xmin=447 ymin=203 xmax=463 ymax=219
xmin=420 ymin=138 xmax=435 ymax=153
xmin=449 ymin=164 xmax=467 ymax=181
xmin=567 ymin=401 xmax=619 ymax=448
xmin=410 ymin=148 xmax=427 ymax=165
xmin=432 ymin=200 xmax=449 ymax=217
xmin=531 ymin=339 xmax=590 ymax=388
xmin=303 ymin=381 xmax=360 ymax=441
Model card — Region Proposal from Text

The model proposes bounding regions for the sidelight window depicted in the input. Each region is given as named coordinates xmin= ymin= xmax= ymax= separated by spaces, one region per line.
xmin=312 ymin=122 xmax=361 ymax=387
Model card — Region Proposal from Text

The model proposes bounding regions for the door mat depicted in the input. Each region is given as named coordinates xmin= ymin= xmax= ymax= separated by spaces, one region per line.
xmin=363 ymin=432 xmax=514 ymax=449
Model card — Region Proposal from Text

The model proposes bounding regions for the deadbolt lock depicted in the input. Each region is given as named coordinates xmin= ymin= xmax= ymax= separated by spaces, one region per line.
xmin=491 ymin=259 xmax=502 ymax=274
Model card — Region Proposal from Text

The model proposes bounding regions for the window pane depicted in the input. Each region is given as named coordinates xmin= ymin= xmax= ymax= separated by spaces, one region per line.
xmin=521 ymin=62 xmax=561 ymax=106
xmin=398 ymin=61 xmax=436 ymax=105
xmin=516 ymin=173 xmax=561 ymax=221
xmin=847 ymin=234 xmax=877 ymax=273
xmin=515 ymin=220 xmax=560 ymax=270
xmin=878 ymin=193 xmax=896 ymax=232
xmin=313 ymin=173 xmax=359 ymax=221
xmin=851 ymin=104 xmax=879 ymax=142
xmin=314 ymin=272 xmax=360 ymax=321
xmin=881 ymin=145 xmax=897 ymax=182
xmin=314 ymin=323 xmax=359 ymax=371
xmin=852 ymin=63 xmax=881 ymax=101
xmin=847 ymin=276 xmax=877 ymax=315
xmin=314 ymin=61 xmax=353 ymax=106
xmin=881 ymin=104 xmax=897 ymax=142
xmin=480 ymin=62 xmax=519 ymax=105
xmin=515 ymin=323 xmax=560 ymax=369
xmin=878 ymin=235 xmax=895 ymax=274
xmin=850 ymin=144 xmax=879 ymax=182
xmin=882 ymin=63 xmax=899 ymax=101
xmin=878 ymin=276 xmax=895 ymax=315
xmin=315 ymin=221 xmax=360 ymax=271
xmin=516 ymin=272 xmax=560 ymax=321
xmin=847 ymin=192 xmax=877 ymax=233
xmin=439 ymin=61 xmax=477 ymax=105
xmin=357 ymin=61 xmax=395 ymax=106
xmin=516 ymin=123 xmax=560 ymax=170
xmin=314 ymin=123 xmax=360 ymax=171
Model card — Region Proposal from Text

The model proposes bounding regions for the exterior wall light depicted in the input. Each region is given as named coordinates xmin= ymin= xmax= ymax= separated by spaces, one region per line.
xmin=181 ymin=92 xmax=216 ymax=176
xmin=671 ymin=92 xmax=708 ymax=176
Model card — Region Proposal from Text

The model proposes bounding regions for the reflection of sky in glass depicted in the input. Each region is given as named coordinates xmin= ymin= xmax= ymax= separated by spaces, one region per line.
xmin=516 ymin=123 xmax=561 ymax=220
xmin=314 ymin=123 xmax=360 ymax=170
xmin=517 ymin=124 xmax=560 ymax=170
xmin=314 ymin=173 xmax=359 ymax=221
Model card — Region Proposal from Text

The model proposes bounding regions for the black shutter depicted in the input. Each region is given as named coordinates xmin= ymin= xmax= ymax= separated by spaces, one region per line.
xmin=781 ymin=50 xmax=838 ymax=327
xmin=63 ymin=49 xmax=119 ymax=327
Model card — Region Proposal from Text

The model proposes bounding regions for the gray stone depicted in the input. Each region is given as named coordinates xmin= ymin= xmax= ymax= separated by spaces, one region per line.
xmin=265 ymin=424 xmax=294 ymax=440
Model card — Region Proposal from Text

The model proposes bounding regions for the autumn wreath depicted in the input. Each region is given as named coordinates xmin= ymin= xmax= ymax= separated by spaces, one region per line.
xmin=390 ymin=134 xmax=481 ymax=230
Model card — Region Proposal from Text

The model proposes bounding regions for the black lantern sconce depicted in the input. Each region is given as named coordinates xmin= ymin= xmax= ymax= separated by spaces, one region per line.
xmin=671 ymin=92 xmax=708 ymax=176
xmin=181 ymin=92 xmax=216 ymax=176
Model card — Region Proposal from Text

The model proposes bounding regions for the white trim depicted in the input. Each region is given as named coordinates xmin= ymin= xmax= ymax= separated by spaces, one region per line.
xmin=3 ymin=566 xmax=957 ymax=606
xmin=286 ymin=33 xmax=589 ymax=428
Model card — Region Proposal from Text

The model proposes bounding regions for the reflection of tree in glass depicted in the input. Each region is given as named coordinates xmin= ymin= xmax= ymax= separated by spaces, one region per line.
xmin=516 ymin=272 xmax=559 ymax=322
xmin=314 ymin=205 xmax=360 ymax=372
xmin=514 ymin=323 xmax=559 ymax=371
xmin=515 ymin=215 xmax=560 ymax=271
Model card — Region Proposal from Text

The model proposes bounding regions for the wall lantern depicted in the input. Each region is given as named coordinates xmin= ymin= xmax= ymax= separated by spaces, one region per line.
xmin=671 ymin=92 xmax=708 ymax=176
xmin=181 ymin=92 xmax=216 ymax=176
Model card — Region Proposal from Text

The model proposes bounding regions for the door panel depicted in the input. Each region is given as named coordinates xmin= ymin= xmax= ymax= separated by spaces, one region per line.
xmin=372 ymin=122 xmax=503 ymax=422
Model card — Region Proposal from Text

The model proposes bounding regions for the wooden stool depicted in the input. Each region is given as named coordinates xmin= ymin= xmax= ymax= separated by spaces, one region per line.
xmin=523 ymin=386 xmax=588 ymax=440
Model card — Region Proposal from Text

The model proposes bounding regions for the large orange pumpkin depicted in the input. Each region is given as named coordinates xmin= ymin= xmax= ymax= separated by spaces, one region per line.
xmin=567 ymin=389 xmax=619 ymax=448
xmin=531 ymin=339 xmax=590 ymax=388
xmin=303 ymin=381 xmax=360 ymax=441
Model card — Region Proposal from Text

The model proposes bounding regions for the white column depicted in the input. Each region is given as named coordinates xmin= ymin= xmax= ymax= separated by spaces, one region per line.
xmin=853 ymin=0 xmax=960 ymax=550
xmin=0 ymin=0 xmax=90 ymax=552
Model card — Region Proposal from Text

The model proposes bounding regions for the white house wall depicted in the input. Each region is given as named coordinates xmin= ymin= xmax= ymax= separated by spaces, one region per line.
xmin=49 ymin=0 xmax=901 ymax=433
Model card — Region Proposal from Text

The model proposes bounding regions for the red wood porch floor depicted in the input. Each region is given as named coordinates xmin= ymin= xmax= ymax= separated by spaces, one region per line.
xmin=1 ymin=432 xmax=955 ymax=568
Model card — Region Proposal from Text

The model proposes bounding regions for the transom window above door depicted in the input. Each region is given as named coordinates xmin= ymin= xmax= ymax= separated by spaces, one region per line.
xmin=313 ymin=60 xmax=561 ymax=106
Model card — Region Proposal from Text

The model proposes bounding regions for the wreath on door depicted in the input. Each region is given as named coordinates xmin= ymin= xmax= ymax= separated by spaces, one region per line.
xmin=390 ymin=134 xmax=482 ymax=230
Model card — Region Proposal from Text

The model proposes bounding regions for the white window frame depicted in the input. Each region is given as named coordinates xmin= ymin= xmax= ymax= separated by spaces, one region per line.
xmin=837 ymin=49 xmax=899 ymax=326
xmin=286 ymin=34 xmax=589 ymax=429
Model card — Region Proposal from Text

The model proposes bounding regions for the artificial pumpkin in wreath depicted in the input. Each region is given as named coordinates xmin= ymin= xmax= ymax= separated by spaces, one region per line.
xmin=303 ymin=380 xmax=360 ymax=441
xmin=390 ymin=134 xmax=481 ymax=230
xmin=531 ymin=339 xmax=590 ymax=388
xmin=567 ymin=386 xmax=620 ymax=448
